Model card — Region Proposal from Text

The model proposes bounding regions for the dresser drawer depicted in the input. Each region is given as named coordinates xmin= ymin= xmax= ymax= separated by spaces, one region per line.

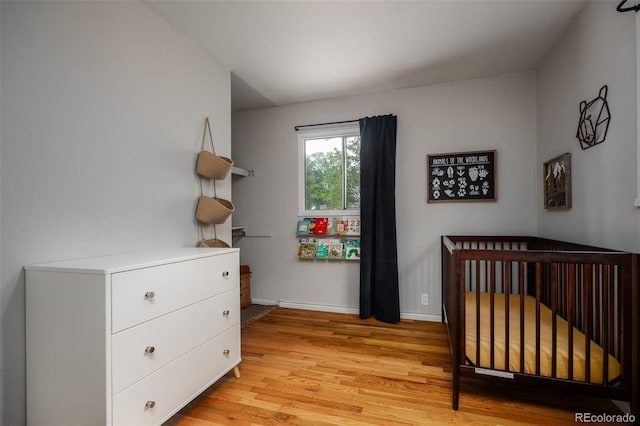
xmin=111 ymin=288 xmax=239 ymax=394
xmin=112 ymin=252 xmax=238 ymax=333
xmin=112 ymin=324 xmax=240 ymax=426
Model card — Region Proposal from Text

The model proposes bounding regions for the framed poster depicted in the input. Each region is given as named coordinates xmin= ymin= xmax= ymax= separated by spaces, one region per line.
xmin=427 ymin=150 xmax=496 ymax=203
xmin=543 ymin=153 xmax=572 ymax=209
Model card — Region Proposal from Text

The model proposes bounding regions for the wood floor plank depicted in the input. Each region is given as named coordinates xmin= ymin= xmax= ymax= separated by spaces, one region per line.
xmin=166 ymin=308 xmax=623 ymax=425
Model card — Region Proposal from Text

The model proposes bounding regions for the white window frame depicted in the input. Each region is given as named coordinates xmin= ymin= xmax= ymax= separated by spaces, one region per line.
xmin=297 ymin=123 xmax=361 ymax=217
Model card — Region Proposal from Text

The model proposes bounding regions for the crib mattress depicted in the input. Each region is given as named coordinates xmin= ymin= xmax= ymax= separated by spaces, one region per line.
xmin=465 ymin=292 xmax=621 ymax=384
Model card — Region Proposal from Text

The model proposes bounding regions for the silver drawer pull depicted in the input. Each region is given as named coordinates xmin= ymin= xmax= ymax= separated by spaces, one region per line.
xmin=145 ymin=400 xmax=156 ymax=410
xmin=223 ymin=349 xmax=230 ymax=355
xmin=223 ymin=310 xmax=230 ymax=316
xmin=144 ymin=291 xmax=155 ymax=300
xmin=144 ymin=346 xmax=155 ymax=355
xmin=222 ymin=271 xmax=230 ymax=277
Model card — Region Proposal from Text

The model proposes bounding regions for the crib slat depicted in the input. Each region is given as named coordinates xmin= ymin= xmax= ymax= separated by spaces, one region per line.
xmin=504 ymin=261 xmax=511 ymax=372
xmin=476 ymin=260 xmax=481 ymax=367
xmin=519 ymin=262 xmax=525 ymax=374
xmin=562 ymin=263 xmax=568 ymax=318
xmin=568 ymin=263 xmax=576 ymax=381
xmin=551 ymin=263 xmax=558 ymax=378
xmin=595 ymin=265 xmax=601 ymax=345
xmin=618 ymin=265 xmax=623 ymax=366
xmin=459 ymin=258 xmax=466 ymax=366
xmin=579 ymin=266 xmax=584 ymax=331
xmin=584 ymin=264 xmax=592 ymax=384
xmin=603 ymin=264 xmax=610 ymax=385
xmin=558 ymin=264 xmax=564 ymax=318
xmin=490 ymin=260 xmax=496 ymax=370
xmin=608 ymin=266 xmax=615 ymax=359
xmin=535 ymin=262 xmax=541 ymax=376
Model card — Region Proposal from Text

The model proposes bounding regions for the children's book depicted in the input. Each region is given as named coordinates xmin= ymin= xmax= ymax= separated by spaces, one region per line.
xmin=344 ymin=216 xmax=361 ymax=235
xmin=326 ymin=217 xmax=335 ymax=235
xmin=308 ymin=218 xmax=317 ymax=234
xmin=298 ymin=238 xmax=317 ymax=259
xmin=326 ymin=240 xmax=344 ymax=260
xmin=313 ymin=217 xmax=328 ymax=234
xmin=296 ymin=220 xmax=311 ymax=235
xmin=344 ymin=239 xmax=361 ymax=260
xmin=315 ymin=243 xmax=328 ymax=259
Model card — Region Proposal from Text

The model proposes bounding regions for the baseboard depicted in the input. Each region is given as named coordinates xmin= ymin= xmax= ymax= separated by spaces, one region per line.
xmin=277 ymin=300 xmax=442 ymax=322
xmin=401 ymin=312 xmax=442 ymax=322
xmin=250 ymin=298 xmax=279 ymax=306
xmin=278 ymin=300 xmax=359 ymax=315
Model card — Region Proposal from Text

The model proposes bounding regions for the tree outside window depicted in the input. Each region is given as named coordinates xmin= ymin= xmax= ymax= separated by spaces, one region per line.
xmin=298 ymin=127 xmax=360 ymax=216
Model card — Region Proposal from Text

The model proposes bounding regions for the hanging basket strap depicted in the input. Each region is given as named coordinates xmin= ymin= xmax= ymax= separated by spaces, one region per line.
xmin=199 ymin=222 xmax=219 ymax=241
xmin=201 ymin=117 xmax=216 ymax=154
xmin=199 ymin=176 xmax=218 ymax=199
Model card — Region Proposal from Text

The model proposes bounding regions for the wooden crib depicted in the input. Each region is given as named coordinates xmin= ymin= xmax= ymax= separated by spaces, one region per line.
xmin=441 ymin=235 xmax=638 ymax=419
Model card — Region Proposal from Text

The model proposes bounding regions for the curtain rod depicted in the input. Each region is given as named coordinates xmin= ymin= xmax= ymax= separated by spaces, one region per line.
xmin=294 ymin=119 xmax=359 ymax=131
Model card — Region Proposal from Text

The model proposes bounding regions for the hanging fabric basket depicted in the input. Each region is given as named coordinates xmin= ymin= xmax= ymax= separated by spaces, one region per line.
xmin=196 ymin=195 xmax=235 ymax=224
xmin=197 ymin=151 xmax=233 ymax=180
xmin=197 ymin=238 xmax=231 ymax=248
xmin=196 ymin=117 xmax=233 ymax=179
xmin=196 ymin=223 xmax=230 ymax=248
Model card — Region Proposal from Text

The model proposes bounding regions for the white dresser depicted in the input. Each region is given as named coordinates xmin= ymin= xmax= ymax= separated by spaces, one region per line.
xmin=25 ymin=248 xmax=241 ymax=426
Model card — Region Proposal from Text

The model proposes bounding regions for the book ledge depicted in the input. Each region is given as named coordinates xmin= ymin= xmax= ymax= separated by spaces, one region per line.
xmin=296 ymin=216 xmax=360 ymax=261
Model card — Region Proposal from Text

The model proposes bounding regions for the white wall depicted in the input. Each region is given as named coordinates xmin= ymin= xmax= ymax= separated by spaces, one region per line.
xmin=0 ymin=2 xmax=231 ymax=424
xmin=537 ymin=0 xmax=638 ymax=252
xmin=232 ymin=72 xmax=538 ymax=320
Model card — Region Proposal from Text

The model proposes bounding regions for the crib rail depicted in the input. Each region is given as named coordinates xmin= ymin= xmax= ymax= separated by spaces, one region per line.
xmin=441 ymin=235 xmax=638 ymax=414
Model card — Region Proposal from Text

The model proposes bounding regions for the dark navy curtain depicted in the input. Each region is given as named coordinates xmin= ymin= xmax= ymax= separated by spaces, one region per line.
xmin=358 ymin=115 xmax=400 ymax=323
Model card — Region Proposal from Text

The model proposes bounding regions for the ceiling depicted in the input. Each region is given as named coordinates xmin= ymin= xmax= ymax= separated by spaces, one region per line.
xmin=147 ymin=0 xmax=589 ymax=112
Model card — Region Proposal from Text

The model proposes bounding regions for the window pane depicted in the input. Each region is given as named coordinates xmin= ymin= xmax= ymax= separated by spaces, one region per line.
xmin=345 ymin=136 xmax=360 ymax=209
xmin=305 ymin=137 xmax=343 ymax=211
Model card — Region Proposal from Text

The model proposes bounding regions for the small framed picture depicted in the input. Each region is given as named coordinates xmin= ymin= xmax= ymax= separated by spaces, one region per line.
xmin=543 ymin=153 xmax=572 ymax=209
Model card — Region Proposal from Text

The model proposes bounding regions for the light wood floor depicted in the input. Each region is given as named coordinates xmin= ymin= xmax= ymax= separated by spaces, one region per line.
xmin=166 ymin=308 xmax=622 ymax=425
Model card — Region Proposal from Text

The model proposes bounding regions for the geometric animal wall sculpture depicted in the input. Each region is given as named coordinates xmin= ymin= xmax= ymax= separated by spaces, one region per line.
xmin=616 ymin=0 xmax=640 ymax=13
xmin=576 ymin=85 xmax=611 ymax=150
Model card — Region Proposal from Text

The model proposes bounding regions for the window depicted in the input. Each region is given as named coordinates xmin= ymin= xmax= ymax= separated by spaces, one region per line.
xmin=298 ymin=124 xmax=361 ymax=216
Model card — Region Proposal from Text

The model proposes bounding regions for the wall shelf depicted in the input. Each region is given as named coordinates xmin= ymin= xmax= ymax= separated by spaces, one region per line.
xmin=297 ymin=234 xmax=360 ymax=261
xmin=232 ymin=226 xmax=247 ymax=237
xmin=232 ymin=166 xmax=254 ymax=177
